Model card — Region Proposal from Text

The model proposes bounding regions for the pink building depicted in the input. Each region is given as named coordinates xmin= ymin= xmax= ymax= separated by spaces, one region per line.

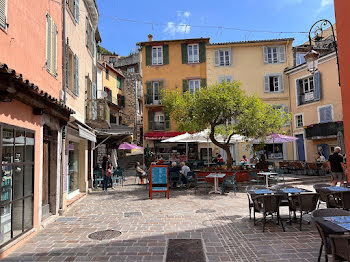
xmin=0 ymin=0 xmax=72 ymax=256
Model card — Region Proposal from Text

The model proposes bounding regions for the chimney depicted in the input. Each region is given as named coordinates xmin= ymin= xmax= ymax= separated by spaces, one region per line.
xmin=148 ymin=34 xmax=153 ymax=41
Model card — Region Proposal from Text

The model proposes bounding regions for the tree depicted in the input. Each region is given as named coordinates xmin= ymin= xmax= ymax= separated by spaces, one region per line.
xmin=161 ymin=81 xmax=290 ymax=168
xmin=97 ymin=45 xmax=113 ymax=55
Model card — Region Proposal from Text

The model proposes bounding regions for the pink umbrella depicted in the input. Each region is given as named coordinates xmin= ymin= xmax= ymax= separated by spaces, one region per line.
xmin=118 ymin=142 xmax=143 ymax=150
xmin=266 ymin=134 xmax=298 ymax=144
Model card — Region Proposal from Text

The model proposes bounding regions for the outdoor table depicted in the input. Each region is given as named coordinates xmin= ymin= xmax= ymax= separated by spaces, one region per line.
xmin=257 ymin=172 xmax=278 ymax=187
xmin=206 ymin=173 xmax=226 ymax=194
xmin=313 ymin=216 xmax=350 ymax=234
xmin=321 ymin=186 xmax=350 ymax=193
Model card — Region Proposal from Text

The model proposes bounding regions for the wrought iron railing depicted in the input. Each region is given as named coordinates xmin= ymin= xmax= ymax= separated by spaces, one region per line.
xmin=305 ymin=121 xmax=343 ymax=139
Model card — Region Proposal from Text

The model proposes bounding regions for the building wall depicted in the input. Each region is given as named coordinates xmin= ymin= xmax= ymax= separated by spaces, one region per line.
xmin=65 ymin=1 xmax=95 ymax=123
xmin=101 ymin=65 xmax=122 ymax=98
xmin=141 ymin=39 xmax=208 ymax=133
xmin=287 ymin=54 xmax=342 ymax=161
xmin=0 ymin=0 xmax=62 ymax=99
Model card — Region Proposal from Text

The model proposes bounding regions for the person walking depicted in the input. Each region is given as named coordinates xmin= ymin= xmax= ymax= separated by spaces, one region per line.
xmin=102 ymin=155 xmax=112 ymax=191
xmin=328 ymin=147 xmax=347 ymax=186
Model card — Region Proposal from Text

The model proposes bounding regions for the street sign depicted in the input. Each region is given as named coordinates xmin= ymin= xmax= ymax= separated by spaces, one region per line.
xmin=149 ymin=165 xmax=169 ymax=200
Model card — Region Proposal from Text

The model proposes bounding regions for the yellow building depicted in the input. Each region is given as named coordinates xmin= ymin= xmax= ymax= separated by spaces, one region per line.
xmin=285 ymin=52 xmax=343 ymax=161
xmin=137 ymin=35 xmax=209 ymax=159
xmin=206 ymin=39 xmax=295 ymax=162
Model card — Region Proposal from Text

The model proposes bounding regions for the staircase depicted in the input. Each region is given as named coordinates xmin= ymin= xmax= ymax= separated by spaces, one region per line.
xmin=118 ymin=154 xmax=143 ymax=169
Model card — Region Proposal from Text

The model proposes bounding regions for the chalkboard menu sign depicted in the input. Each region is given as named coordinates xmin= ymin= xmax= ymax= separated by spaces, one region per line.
xmin=149 ymin=165 xmax=169 ymax=200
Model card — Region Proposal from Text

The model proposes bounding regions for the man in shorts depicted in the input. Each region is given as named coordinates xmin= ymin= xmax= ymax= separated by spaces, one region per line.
xmin=328 ymin=147 xmax=347 ymax=186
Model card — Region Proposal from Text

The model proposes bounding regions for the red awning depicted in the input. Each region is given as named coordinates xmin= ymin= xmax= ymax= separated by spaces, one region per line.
xmin=144 ymin=132 xmax=184 ymax=140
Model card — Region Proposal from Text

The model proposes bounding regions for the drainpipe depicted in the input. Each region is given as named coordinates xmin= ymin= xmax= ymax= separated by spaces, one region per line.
xmin=59 ymin=0 xmax=67 ymax=214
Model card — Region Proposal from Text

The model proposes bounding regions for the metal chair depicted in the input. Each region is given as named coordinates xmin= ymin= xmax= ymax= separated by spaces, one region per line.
xmin=221 ymin=173 xmax=238 ymax=195
xmin=249 ymin=171 xmax=261 ymax=185
xmin=252 ymin=194 xmax=285 ymax=232
xmin=312 ymin=208 xmax=350 ymax=262
xmin=288 ymin=193 xmax=319 ymax=230
xmin=313 ymin=184 xmax=331 ymax=208
xmin=190 ymin=172 xmax=208 ymax=193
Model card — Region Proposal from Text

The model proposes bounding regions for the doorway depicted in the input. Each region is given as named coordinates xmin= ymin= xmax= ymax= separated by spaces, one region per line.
xmin=42 ymin=126 xmax=51 ymax=220
xmin=295 ymin=134 xmax=305 ymax=161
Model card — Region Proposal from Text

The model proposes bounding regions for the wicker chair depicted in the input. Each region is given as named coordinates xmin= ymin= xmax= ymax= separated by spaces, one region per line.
xmin=252 ymin=194 xmax=285 ymax=232
xmin=288 ymin=193 xmax=319 ymax=230
xmin=313 ymin=184 xmax=331 ymax=208
xmin=311 ymin=208 xmax=350 ymax=262
xmin=329 ymin=234 xmax=350 ymax=262
xmin=246 ymin=185 xmax=266 ymax=220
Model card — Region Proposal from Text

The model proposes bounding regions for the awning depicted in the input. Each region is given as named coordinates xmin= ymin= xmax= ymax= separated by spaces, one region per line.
xmin=78 ymin=124 xmax=96 ymax=142
xmin=144 ymin=132 xmax=184 ymax=140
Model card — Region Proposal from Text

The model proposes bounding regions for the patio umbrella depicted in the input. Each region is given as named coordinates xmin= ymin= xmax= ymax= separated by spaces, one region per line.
xmin=337 ymin=131 xmax=346 ymax=153
xmin=118 ymin=142 xmax=143 ymax=150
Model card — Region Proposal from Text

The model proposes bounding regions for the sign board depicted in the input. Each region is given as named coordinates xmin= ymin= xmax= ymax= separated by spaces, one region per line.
xmin=304 ymin=92 xmax=314 ymax=102
xmin=149 ymin=165 xmax=169 ymax=200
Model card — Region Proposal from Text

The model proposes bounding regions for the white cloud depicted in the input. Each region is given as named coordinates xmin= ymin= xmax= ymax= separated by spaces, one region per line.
xmin=316 ymin=0 xmax=333 ymax=14
xmin=164 ymin=11 xmax=191 ymax=36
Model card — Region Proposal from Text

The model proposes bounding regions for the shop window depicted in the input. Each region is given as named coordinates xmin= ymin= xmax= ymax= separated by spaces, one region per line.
xmin=68 ymin=141 xmax=80 ymax=195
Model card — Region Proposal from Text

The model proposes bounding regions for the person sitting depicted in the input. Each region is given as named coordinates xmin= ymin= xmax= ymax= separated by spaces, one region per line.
xmin=135 ymin=162 xmax=147 ymax=184
xmin=213 ymin=153 xmax=219 ymax=163
xmin=256 ymin=155 xmax=269 ymax=171
xmin=169 ymin=162 xmax=180 ymax=187
xmin=179 ymin=162 xmax=191 ymax=186
xmin=315 ymin=152 xmax=326 ymax=163
xmin=250 ymin=154 xmax=258 ymax=165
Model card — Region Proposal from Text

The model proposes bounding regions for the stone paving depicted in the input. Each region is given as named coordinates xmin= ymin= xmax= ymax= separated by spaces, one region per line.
xmin=3 ymin=171 xmax=324 ymax=262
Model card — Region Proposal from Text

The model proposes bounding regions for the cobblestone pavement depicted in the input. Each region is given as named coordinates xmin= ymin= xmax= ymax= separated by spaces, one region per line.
xmin=3 ymin=172 xmax=323 ymax=262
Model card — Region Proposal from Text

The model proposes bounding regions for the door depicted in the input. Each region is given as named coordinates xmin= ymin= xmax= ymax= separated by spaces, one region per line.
xmin=295 ymin=134 xmax=305 ymax=161
xmin=317 ymin=144 xmax=329 ymax=160
xmin=42 ymin=139 xmax=50 ymax=220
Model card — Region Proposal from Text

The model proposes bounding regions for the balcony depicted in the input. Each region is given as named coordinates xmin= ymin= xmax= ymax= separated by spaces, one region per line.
xmin=305 ymin=121 xmax=343 ymax=139
xmin=86 ymin=99 xmax=110 ymax=129
xmin=149 ymin=121 xmax=166 ymax=131
xmin=298 ymin=92 xmax=316 ymax=106
xmin=144 ymin=94 xmax=162 ymax=107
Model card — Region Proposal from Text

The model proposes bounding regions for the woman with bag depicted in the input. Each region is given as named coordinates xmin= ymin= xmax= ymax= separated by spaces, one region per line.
xmin=102 ymin=155 xmax=112 ymax=192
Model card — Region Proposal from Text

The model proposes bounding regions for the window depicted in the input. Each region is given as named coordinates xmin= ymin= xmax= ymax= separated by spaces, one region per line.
xmin=46 ymin=14 xmax=58 ymax=76
xmin=296 ymin=72 xmax=321 ymax=106
xmin=318 ymin=105 xmax=333 ymax=123
xmin=0 ymin=124 xmax=35 ymax=247
xmin=0 ymin=0 xmax=8 ymax=31
xmin=296 ymin=52 xmax=306 ymax=65
xmin=105 ymin=68 xmax=109 ymax=80
xmin=263 ymin=46 xmax=286 ymax=64
xmin=85 ymin=17 xmax=95 ymax=56
xmin=67 ymin=49 xmax=79 ymax=96
xmin=104 ymin=87 xmax=112 ymax=102
xmin=295 ymin=114 xmax=304 ymax=128
xmin=117 ymin=77 xmax=122 ymax=90
xmin=152 ymin=46 xmax=163 ymax=65
xmin=67 ymin=0 xmax=79 ymax=23
xmin=218 ymin=75 xmax=233 ymax=83
xmin=153 ymin=82 xmax=160 ymax=102
xmin=127 ymin=67 xmax=135 ymax=73
xmin=188 ymin=44 xmax=199 ymax=63
xmin=109 ymin=57 xmax=116 ymax=63
xmin=154 ymin=112 xmax=165 ymax=123
xmin=189 ymin=79 xmax=201 ymax=93
xmin=137 ymin=100 xmax=143 ymax=115
xmin=214 ymin=49 xmax=231 ymax=66
xmin=264 ymin=74 xmax=283 ymax=93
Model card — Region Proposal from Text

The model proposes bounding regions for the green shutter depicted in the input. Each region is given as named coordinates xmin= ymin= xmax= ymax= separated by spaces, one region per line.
xmin=163 ymin=45 xmax=169 ymax=65
xmin=145 ymin=46 xmax=152 ymax=66
xmin=201 ymin=78 xmax=207 ymax=88
xmin=183 ymin=79 xmax=189 ymax=93
xmin=148 ymin=110 xmax=154 ymax=131
xmin=165 ymin=111 xmax=170 ymax=130
xmin=121 ymin=95 xmax=125 ymax=107
xmin=181 ymin=43 xmax=188 ymax=64
xmin=117 ymin=77 xmax=121 ymax=89
xmin=199 ymin=42 xmax=206 ymax=63
xmin=158 ymin=81 xmax=164 ymax=101
xmin=74 ymin=54 xmax=79 ymax=96
xmin=109 ymin=89 xmax=112 ymax=102
xmin=146 ymin=81 xmax=152 ymax=104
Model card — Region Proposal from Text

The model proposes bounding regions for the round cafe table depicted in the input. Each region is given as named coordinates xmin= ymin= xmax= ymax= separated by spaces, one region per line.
xmin=206 ymin=173 xmax=226 ymax=194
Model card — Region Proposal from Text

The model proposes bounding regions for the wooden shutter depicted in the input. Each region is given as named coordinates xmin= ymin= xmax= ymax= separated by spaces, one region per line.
xmin=74 ymin=0 xmax=79 ymax=23
xmin=163 ymin=45 xmax=169 ymax=65
xmin=201 ymin=78 xmax=207 ymax=88
xmin=296 ymin=79 xmax=301 ymax=106
xmin=199 ymin=42 xmax=206 ymax=63
xmin=313 ymin=71 xmax=321 ymax=101
xmin=183 ymin=79 xmax=189 ymax=93
xmin=263 ymin=46 xmax=268 ymax=63
xmin=279 ymin=46 xmax=286 ymax=62
xmin=117 ymin=77 xmax=121 ymax=89
xmin=214 ymin=50 xmax=219 ymax=66
xmin=158 ymin=81 xmax=164 ymax=101
xmin=145 ymin=46 xmax=152 ymax=66
xmin=91 ymin=29 xmax=95 ymax=57
xmin=278 ymin=74 xmax=284 ymax=92
xmin=181 ymin=43 xmax=188 ymax=64
xmin=146 ymin=81 xmax=152 ymax=104
xmin=264 ymin=75 xmax=269 ymax=92
xmin=74 ymin=54 xmax=79 ymax=96
xmin=121 ymin=95 xmax=125 ymax=107
xmin=165 ymin=111 xmax=170 ymax=130
xmin=52 ymin=22 xmax=57 ymax=75
xmin=148 ymin=110 xmax=154 ymax=131
xmin=319 ymin=107 xmax=326 ymax=123
xmin=46 ymin=14 xmax=52 ymax=72
xmin=0 ymin=0 xmax=7 ymax=30
xmin=86 ymin=17 xmax=89 ymax=46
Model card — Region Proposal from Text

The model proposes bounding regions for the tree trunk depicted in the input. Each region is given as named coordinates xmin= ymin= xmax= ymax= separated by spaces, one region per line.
xmin=209 ymin=126 xmax=234 ymax=169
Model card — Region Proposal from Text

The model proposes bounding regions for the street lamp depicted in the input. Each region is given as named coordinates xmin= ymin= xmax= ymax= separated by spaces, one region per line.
xmin=305 ymin=19 xmax=340 ymax=86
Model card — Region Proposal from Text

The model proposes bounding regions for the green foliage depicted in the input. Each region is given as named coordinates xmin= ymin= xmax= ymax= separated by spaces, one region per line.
xmin=97 ymin=45 xmax=113 ymax=55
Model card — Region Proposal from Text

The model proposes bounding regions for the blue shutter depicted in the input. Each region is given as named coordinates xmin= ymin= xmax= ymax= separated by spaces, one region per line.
xmin=74 ymin=54 xmax=79 ymax=96
xmin=74 ymin=0 xmax=79 ymax=23
xmin=317 ymin=144 xmax=328 ymax=160
xmin=296 ymin=79 xmax=301 ymax=106
xmin=91 ymin=29 xmax=95 ymax=57
xmin=313 ymin=71 xmax=321 ymax=101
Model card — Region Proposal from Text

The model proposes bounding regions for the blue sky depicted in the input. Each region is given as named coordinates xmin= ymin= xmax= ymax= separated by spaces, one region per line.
xmin=96 ymin=0 xmax=335 ymax=56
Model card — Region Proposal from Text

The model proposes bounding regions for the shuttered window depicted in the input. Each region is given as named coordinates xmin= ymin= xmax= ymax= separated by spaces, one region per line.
xmin=152 ymin=46 xmax=163 ymax=65
xmin=0 ymin=0 xmax=8 ymax=31
xmin=318 ymin=105 xmax=333 ymax=123
xmin=74 ymin=54 xmax=79 ymax=96
xmin=263 ymin=46 xmax=286 ymax=64
xmin=46 ymin=14 xmax=58 ymax=76
xmin=218 ymin=75 xmax=233 ymax=83
xmin=188 ymin=44 xmax=199 ymax=63
xmin=214 ymin=48 xmax=232 ymax=67
xmin=264 ymin=74 xmax=284 ymax=93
